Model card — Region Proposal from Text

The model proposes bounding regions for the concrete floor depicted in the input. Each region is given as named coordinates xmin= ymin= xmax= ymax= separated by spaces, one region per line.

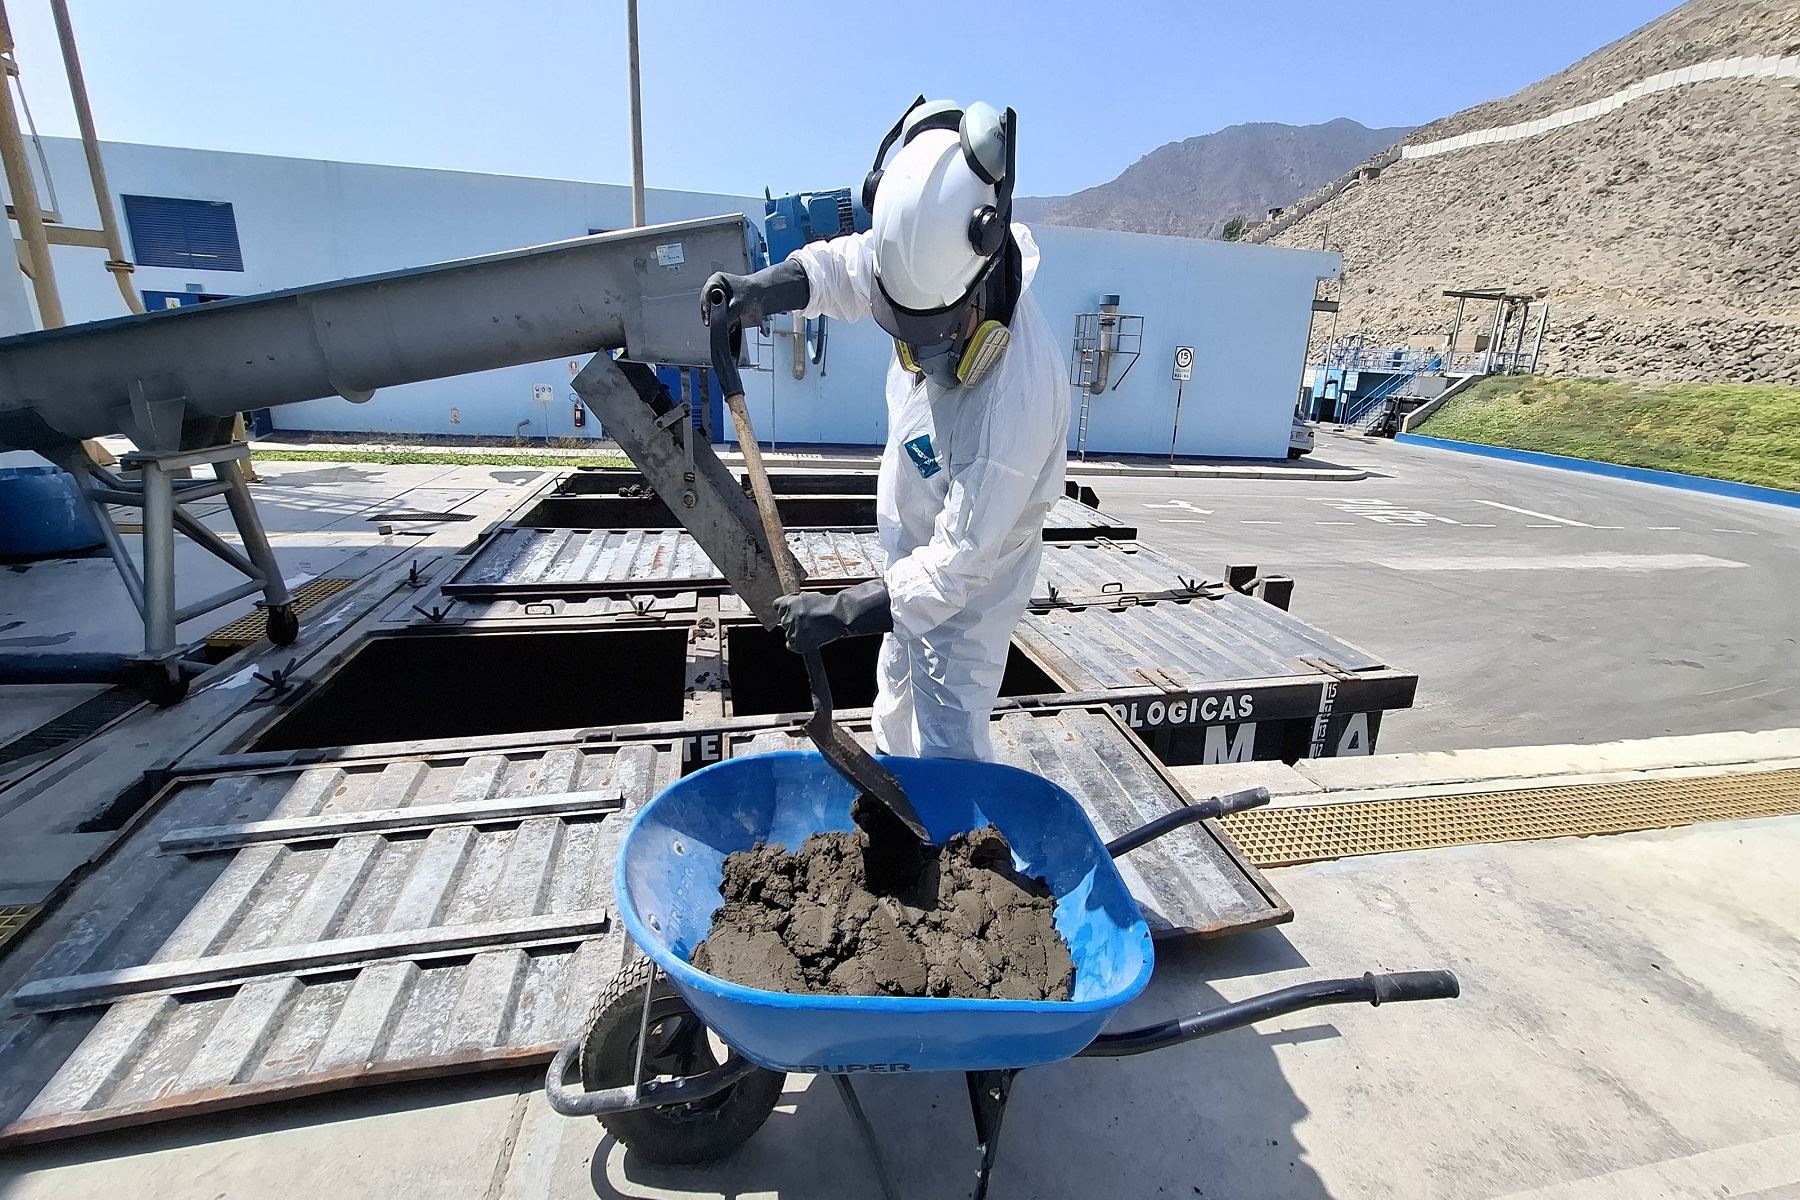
xmin=0 ymin=462 xmax=551 ymax=744
xmin=3 ymin=442 xmax=1798 ymax=1197
xmin=1089 ymin=433 xmax=1800 ymax=755
xmin=2 ymin=814 xmax=1794 ymax=1199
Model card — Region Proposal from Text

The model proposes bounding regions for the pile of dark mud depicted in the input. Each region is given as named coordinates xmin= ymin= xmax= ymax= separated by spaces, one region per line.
xmin=691 ymin=826 xmax=1075 ymax=1001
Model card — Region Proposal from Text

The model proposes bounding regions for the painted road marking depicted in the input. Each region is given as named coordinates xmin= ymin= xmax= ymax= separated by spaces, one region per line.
xmin=1648 ymin=526 xmax=1681 ymax=531
xmin=1144 ymin=499 xmax=1213 ymax=515
xmin=1374 ymin=553 xmax=1745 ymax=573
xmin=1464 ymin=523 xmax=1497 ymax=528
xmin=1316 ymin=521 xmax=1355 ymax=526
xmin=1474 ymin=499 xmax=1592 ymax=527
xmin=1320 ymin=498 xmax=1459 ymax=526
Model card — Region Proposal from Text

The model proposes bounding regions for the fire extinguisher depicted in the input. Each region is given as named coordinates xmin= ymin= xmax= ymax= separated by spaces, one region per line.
xmin=572 ymin=395 xmax=585 ymax=428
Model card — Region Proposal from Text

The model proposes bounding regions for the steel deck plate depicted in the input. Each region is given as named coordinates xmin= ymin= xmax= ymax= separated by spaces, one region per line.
xmin=1044 ymin=495 xmax=1136 ymax=541
xmin=0 ymin=742 xmax=674 ymax=1146
xmin=1032 ymin=539 xmax=1212 ymax=603
xmin=441 ymin=527 xmax=886 ymax=598
xmin=1016 ymin=593 xmax=1384 ymax=693
xmin=729 ymin=707 xmax=1289 ymax=940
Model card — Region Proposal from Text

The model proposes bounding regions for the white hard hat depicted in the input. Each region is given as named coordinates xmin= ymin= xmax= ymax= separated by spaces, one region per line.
xmin=862 ymin=98 xmax=1017 ymax=349
xmin=871 ymin=128 xmax=996 ymax=312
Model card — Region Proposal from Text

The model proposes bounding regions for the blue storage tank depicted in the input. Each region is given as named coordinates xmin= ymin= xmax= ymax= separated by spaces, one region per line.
xmin=0 ymin=464 xmax=104 ymax=557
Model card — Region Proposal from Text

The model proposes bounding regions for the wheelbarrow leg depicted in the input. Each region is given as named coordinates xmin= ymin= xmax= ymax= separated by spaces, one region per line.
xmin=830 ymin=1075 xmax=902 ymax=1200
xmin=967 ymin=1069 xmax=1018 ymax=1200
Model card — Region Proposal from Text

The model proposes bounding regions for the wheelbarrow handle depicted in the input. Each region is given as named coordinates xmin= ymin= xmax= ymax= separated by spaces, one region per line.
xmin=1104 ymin=787 xmax=1270 ymax=858
xmin=1079 ymin=969 xmax=1461 ymax=1058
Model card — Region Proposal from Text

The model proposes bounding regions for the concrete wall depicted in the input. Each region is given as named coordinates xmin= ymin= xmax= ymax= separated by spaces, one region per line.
xmin=22 ymin=139 xmax=1338 ymax=460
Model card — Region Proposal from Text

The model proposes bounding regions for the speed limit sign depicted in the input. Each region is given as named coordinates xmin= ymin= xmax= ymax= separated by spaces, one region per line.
xmin=1172 ymin=346 xmax=1194 ymax=381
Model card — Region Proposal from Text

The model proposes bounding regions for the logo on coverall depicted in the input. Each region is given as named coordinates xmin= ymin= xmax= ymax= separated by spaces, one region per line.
xmin=903 ymin=434 xmax=941 ymax=479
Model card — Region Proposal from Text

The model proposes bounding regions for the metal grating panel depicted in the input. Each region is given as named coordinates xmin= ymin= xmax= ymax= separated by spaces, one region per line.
xmin=204 ymin=578 xmax=357 ymax=648
xmin=1222 ymin=769 xmax=1800 ymax=868
xmin=442 ymin=527 xmax=886 ymax=598
xmin=730 ymin=707 xmax=1288 ymax=940
xmin=0 ymin=741 xmax=674 ymax=1146
xmin=1016 ymin=595 xmax=1384 ymax=693
xmin=0 ymin=688 xmax=141 ymax=768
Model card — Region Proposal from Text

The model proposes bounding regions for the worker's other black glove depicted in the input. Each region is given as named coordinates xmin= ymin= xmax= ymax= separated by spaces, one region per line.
xmin=701 ymin=258 xmax=811 ymax=329
xmin=773 ymin=580 xmax=892 ymax=653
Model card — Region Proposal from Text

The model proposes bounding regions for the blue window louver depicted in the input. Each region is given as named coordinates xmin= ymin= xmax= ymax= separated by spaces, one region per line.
xmin=122 ymin=195 xmax=244 ymax=271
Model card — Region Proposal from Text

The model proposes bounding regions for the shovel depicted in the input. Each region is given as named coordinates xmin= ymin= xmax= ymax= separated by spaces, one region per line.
xmin=705 ymin=289 xmax=932 ymax=891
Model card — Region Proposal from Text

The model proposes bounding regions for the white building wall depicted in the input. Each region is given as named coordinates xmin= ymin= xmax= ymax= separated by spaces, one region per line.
xmin=24 ymin=139 xmax=1336 ymax=460
xmin=1026 ymin=225 xmax=1335 ymax=458
xmin=32 ymin=138 xmax=771 ymax=441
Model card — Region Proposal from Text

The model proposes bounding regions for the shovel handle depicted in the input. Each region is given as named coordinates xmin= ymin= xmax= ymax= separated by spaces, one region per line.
xmin=708 ymin=290 xmax=803 ymax=598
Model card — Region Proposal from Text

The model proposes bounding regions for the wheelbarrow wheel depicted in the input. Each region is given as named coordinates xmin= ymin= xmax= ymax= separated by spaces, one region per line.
xmin=579 ymin=957 xmax=786 ymax=1165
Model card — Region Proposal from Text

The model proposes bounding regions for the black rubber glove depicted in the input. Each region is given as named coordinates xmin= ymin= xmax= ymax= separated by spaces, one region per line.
xmin=773 ymin=580 xmax=893 ymax=653
xmin=700 ymin=257 xmax=811 ymax=328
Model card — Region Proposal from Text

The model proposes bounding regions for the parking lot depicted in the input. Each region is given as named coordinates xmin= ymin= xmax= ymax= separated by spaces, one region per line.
xmin=1095 ymin=433 xmax=1800 ymax=754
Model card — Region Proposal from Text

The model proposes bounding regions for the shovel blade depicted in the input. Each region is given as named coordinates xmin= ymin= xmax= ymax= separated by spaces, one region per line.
xmin=805 ymin=711 xmax=929 ymax=841
xmin=804 ymin=710 xmax=933 ymax=894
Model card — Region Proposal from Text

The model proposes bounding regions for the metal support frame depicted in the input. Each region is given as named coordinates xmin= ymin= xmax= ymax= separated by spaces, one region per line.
xmin=0 ymin=0 xmax=63 ymax=327
xmin=1528 ymin=304 xmax=1550 ymax=373
xmin=966 ymin=1069 xmax=1017 ymax=1200
xmin=833 ymin=1077 xmax=903 ymax=1200
xmin=0 ymin=441 xmax=296 ymax=699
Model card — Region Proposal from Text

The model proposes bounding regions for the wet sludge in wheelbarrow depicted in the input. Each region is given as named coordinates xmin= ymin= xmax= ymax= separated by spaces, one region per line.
xmin=615 ymin=751 xmax=1154 ymax=1073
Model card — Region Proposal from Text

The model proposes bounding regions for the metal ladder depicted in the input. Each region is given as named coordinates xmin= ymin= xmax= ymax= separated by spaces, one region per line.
xmin=1074 ymin=386 xmax=1092 ymax=461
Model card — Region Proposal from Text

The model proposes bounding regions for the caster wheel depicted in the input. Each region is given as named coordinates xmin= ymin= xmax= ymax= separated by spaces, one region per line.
xmin=265 ymin=603 xmax=300 ymax=646
xmin=138 ymin=662 xmax=191 ymax=707
xmin=580 ymin=957 xmax=785 ymax=1165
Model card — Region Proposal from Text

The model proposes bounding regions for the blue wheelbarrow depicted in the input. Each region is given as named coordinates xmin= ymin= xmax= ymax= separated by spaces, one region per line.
xmin=546 ymin=752 xmax=1460 ymax=1198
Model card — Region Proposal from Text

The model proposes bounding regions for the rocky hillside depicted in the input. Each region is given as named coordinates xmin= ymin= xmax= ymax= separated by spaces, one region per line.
xmin=1271 ymin=0 xmax=1800 ymax=383
xmin=1017 ymin=119 xmax=1412 ymax=240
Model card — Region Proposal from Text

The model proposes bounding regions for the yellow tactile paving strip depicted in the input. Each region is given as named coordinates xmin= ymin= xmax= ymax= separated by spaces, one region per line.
xmin=0 ymin=906 xmax=38 ymax=955
xmin=1220 ymin=769 xmax=1800 ymax=868
xmin=203 ymin=577 xmax=356 ymax=649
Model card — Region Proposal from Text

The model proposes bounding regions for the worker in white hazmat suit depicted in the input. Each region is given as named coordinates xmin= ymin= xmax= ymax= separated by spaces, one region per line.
xmin=704 ymin=98 xmax=1069 ymax=761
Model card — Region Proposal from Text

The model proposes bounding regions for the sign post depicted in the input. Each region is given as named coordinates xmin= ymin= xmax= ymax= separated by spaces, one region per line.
xmin=1169 ymin=346 xmax=1194 ymax=462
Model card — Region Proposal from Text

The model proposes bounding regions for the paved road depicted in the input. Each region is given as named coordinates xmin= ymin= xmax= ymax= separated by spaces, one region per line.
xmin=1088 ymin=433 xmax=1800 ymax=754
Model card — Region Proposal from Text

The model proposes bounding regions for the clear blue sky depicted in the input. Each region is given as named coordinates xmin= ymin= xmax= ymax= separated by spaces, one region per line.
xmin=8 ymin=0 xmax=1678 ymax=199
